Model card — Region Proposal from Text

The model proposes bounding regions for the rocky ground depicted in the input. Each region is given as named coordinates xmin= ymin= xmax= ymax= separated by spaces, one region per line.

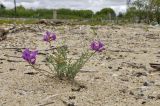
xmin=0 ymin=24 xmax=160 ymax=106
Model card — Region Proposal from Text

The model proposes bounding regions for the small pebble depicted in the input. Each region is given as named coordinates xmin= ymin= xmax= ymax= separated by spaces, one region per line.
xmin=143 ymin=82 xmax=149 ymax=86
xmin=9 ymin=68 xmax=16 ymax=71
xmin=148 ymin=95 xmax=155 ymax=99
xmin=129 ymin=91 xmax=134 ymax=95
xmin=133 ymin=72 xmax=147 ymax=77
xmin=156 ymin=94 xmax=160 ymax=100
xmin=69 ymin=96 xmax=76 ymax=100
xmin=143 ymin=50 xmax=147 ymax=53
xmin=108 ymin=66 xmax=112 ymax=69
xmin=141 ymin=101 xmax=146 ymax=104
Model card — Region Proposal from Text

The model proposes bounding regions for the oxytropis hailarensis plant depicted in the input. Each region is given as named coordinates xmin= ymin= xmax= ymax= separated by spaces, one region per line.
xmin=22 ymin=31 xmax=105 ymax=80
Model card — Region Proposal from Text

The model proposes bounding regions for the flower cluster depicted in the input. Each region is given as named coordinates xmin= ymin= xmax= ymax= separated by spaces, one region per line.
xmin=22 ymin=48 xmax=38 ymax=64
xmin=90 ymin=41 xmax=105 ymax=52
xmin=43 ymin=31 xmax=56 ymax=42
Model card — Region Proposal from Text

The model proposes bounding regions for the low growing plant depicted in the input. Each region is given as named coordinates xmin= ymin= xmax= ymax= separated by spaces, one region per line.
xmin=22 ymin=31 xmax=105 ymax=80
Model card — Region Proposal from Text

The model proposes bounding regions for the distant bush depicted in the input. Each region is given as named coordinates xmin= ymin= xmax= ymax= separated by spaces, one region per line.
xmin=0 ymin=5 xmax=116 ymax=20
xmin=94 ymin=8 xmax=116 ymax=20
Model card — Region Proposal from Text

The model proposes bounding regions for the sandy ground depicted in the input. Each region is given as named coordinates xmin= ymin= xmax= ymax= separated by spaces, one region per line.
xmin=0 ymin=24 xmax=160 ymax=106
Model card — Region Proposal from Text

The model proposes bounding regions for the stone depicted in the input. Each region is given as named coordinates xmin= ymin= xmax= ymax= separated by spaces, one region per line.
xmin=148 ymin=95 xmax=155 ymax=99
xmin=141 ymin=101 xmax=146 ymax=104
xmin=133 ymin=72 xmax=147 ymax=77
xmin=69 ymin=96 xmax=76 ymax=100
xmin=108 ymin=66 xmax=112 ymax=69
xmin=156 ymin=94 xmax=160 ymax=100
xmin=150 ymin=63 xmax=160 ymax=70
xmin=0 ymin=28 xmax=8 ymax=41
xmin=129 ymin=91 xmax=134 ymax=95
xmin=143 ymin=82 xmax=149 ymax=86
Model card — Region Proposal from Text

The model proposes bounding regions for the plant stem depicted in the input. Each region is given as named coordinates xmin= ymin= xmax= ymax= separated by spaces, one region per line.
xmin=49 ymin=42 xmax=52 ymax=48
xmin=84 ymin=51 xmax=96 ymax=64
xmin=30 ymin=64 xmax=53 ymax=75
xmin=49 ymin=41 xmax=56 ymax=54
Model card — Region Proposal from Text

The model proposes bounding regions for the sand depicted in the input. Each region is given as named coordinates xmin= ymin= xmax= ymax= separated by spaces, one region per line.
xmin=0 ymin=24 xmax=160 ymax=106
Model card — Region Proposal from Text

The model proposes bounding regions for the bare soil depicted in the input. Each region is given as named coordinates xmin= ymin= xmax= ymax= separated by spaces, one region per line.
xmin=0 ymin=24 xmax=160 ymax=106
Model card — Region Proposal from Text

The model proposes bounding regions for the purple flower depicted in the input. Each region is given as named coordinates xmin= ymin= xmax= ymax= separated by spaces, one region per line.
xmin=90 ymin=41 xmax=105 ymax=52
xmin=22 ymin=48 xmax=38 ymax=64
xmin=43 ymin=31 xmax=56 ymax=42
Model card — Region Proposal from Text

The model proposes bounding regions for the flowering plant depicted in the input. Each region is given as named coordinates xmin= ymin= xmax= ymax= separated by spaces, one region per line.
xmin=22 ymin=31 xmax=105 ymax=80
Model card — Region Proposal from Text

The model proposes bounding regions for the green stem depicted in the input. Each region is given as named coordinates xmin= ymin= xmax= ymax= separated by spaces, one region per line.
xmin=30 ymin=64 xmax=53 ymax=75
xmin=49 ymin=42 xmax=52 ymax=48
xmin=84 ymin=51 xmax=96 ymax=64
xmin=49 ymin=41 xmax=56 ymax=54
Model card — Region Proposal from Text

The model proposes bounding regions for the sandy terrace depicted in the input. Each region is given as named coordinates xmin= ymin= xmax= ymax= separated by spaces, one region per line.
xmin=0 ymin=24 xmax=160 ymax=106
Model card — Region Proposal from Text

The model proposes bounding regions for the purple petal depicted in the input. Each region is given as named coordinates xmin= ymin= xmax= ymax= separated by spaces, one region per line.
xmin=30 ymin=58 xmax=36 ymax=64
xmin=46 ymin=31 xmax=51 ymax=36
xmin=43 ymin=34 xmax=50 ymax=42
xmin=30 ymin=50 xmax=38 ymax=59
xmin=43 ymin=31 xmax=51 ymax=42
xmin=29 ymin=50 xmax=38 ymax=64
xmin=90 ymin=41 xmax=96 ymax=50
xmin=98 ymin=41 xmax=104 ymax=48
xmin=22 ymin=48 xmax=30 ymax=61
xmin=51 ymin=33 xmax=56 ymax=41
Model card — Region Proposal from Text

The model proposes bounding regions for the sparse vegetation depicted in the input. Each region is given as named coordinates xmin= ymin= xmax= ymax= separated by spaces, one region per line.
xmin=0 ymin=5 xmax=115 ymax=20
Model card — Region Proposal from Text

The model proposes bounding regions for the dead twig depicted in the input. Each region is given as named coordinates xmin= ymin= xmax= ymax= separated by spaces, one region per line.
xmin=36 ymin=102 xmax=55 ymax=106
xmin=7 ymin=59 xmax=24 ymax=63
xmin=80 ymin=69 xmax=97 ymax=73
xmin=150 ymin=63 xmax=160 ymax=70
